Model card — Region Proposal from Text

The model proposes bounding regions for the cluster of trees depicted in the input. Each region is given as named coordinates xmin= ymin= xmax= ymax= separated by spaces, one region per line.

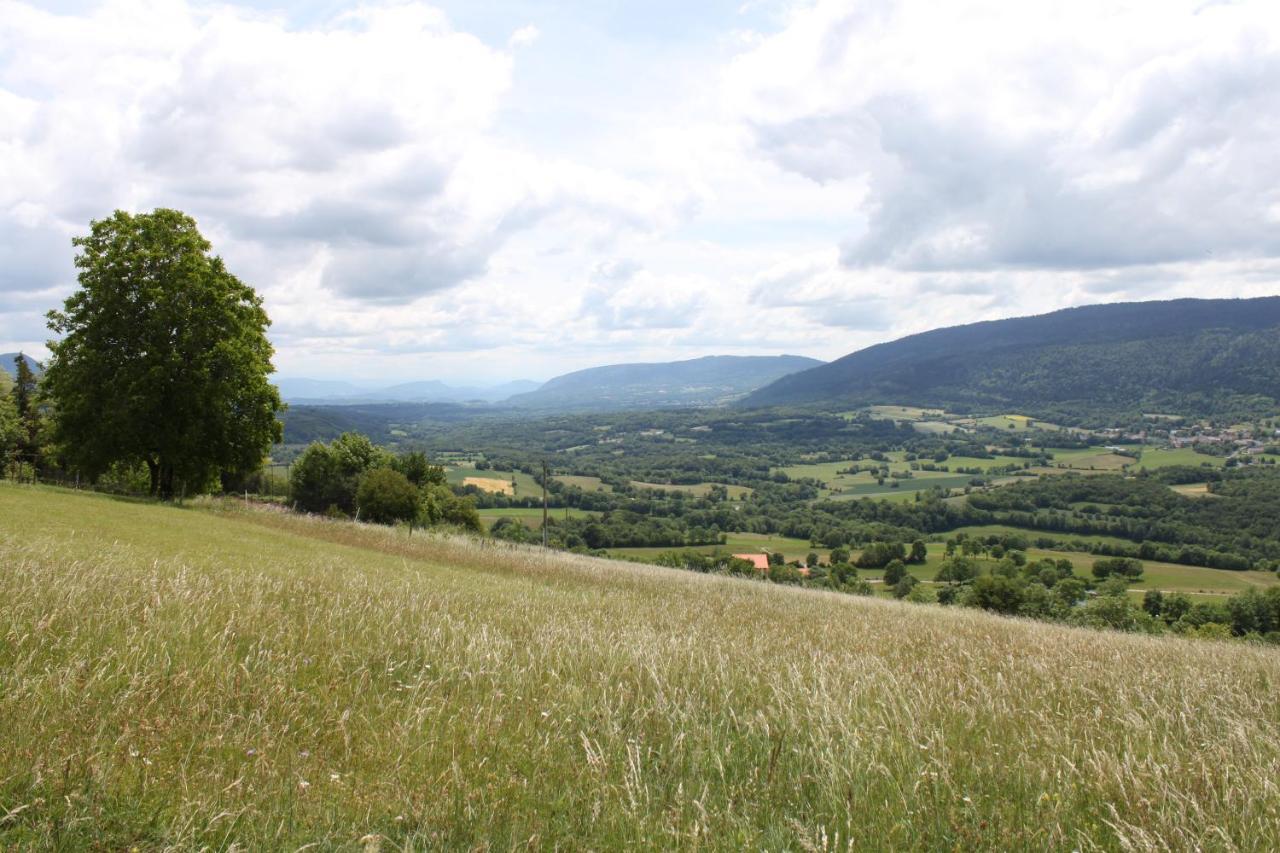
xmin=967 ymin=469 xmax=1280 ymax=570
xmin=0 ymin=355 xmax=42 ymax=479
xmin=290 ymin=433 xmax=480 ymax=531
xmin=490 ymin=510 xmax=723 ymax=550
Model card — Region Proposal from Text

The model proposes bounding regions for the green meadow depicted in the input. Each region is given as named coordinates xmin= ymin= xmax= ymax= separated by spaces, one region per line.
xmin=4 ymin=483 xmax=1280 ymax=849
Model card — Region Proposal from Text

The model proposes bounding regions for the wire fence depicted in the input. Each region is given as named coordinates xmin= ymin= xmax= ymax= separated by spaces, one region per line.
xmin=1 ymin=451 xmax=295 ymax=504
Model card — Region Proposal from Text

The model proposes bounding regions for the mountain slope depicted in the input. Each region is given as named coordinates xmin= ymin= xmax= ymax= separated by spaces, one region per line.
xmin=743 ymin=297 xmax=1280 ymax=417
xmin=0 ymin=352 xmax=42 ymax=378
xmin=509 ymin=354 xmax=824 ymax=411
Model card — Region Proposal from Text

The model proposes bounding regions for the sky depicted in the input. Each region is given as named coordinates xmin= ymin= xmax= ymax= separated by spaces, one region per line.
xmin=3 ymin=0 xmax=1280 ymax=385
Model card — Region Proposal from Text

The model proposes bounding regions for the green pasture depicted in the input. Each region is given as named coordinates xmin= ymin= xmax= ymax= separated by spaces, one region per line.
xmin=476 ymin=507 xmax=601 ymax=529
xmin=629 ymin=481 xmax=753 ymax=499
xmin=1135 ymin=448 xmax=1227 ymax=470
xmin=554 ymin=474 xmax=612 ymax=492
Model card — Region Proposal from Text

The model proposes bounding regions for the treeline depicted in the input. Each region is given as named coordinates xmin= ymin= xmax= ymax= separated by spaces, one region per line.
xmin=930 ymin=548 xmax=1280 ymax=642
xmin=491 ymin=512 xmax=725 ymax=550
xmin=966 ymin=468 xmax=1280 ymax=570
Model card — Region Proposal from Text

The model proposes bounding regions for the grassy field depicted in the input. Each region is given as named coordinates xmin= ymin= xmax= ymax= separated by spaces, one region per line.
xmin=943 ymin=454 xmax=1036 ymax=472
xmin=476 ymin=507 xmax=601 ymax=528
xmin=4 ymin=483 xmax=1280 ymax=849
xmin=629 ymin=481 xmax=753 ymax=499
xmin=777 ymin=459 xmax=975 ymax=502
xmin=610 ymin=532 xmax=826 ymax=563
xmin=554 ymin=474 xmax=612 ymax=492
xmin=1043 ymin=448 xmax=1137 ymax=471
xmin=1170 ymin=482 xmax=1218 ymax=498
xmin=849 ymin=541 xmax=1278 ymax=598
xmin=866 ymin=405 xmax=945 ymax=419
xmin=1135 ymin=447 xmax=1227 ymax=470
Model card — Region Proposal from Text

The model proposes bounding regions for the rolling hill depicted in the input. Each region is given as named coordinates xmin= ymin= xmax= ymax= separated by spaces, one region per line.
xmin=509 ymin=354 xmax=823 ymax=411
xmin=743 ymin=297 xmax=1280 ymax=419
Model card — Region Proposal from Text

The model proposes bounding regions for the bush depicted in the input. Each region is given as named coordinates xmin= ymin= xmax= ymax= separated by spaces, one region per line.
xmin=967 ymin=575 xmax=1023 ymax=615
xmin=857 ymin=541 xmax=906 ymax=569
xmin=419 ymin=484 xmax=483 ymax=534
xmin=1092 ymin=557 xmax=1144 ymax=580
xmin=356 ymin=468 xmax=419 ymax=525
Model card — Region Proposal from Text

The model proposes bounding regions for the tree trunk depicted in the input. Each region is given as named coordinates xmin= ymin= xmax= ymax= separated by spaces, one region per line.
xmin=160 ymin=462 xmax=176 ymax=500
xmin=147 ymin=459 xmax=160 ymax=496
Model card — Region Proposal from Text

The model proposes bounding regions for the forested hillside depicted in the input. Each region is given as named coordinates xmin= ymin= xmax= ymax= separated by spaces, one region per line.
xmin=509 ymin=354 xmax=823 ymax=411
xmin=744 ymin=298 xmax=1280 ymax=421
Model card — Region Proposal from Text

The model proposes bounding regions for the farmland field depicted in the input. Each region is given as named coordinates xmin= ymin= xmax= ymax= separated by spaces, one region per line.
xmin=866 ymin=404 xmax=945 ymax=419
xmin=1135 ymin=447 xmax=1227 ymax=469
xmin=476 ymin=507 xmax=601 ymax=528
xmin=1170 ymin=482 xmax=1218 ymax=498
xmin=445 ymin=466 xmax=541 ymax=497
xmin=554 ymin=474 xmax=612 ymax=492
xmin=629 ymin=481 xmax=753 ymax=499
xmin=847 ymin=541 xmax=1278 ymax=598
xmin=610 ymin=532 xmax=825 ymax=563
xmin=5 ymin=483 xmax=1280 ymax=848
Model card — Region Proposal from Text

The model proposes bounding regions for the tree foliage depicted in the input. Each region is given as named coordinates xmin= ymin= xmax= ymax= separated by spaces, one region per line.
xmin=291 ymin=433 xmax=390 ymax=515
xmin=356 ymin=467 xmax=420 ymax=524
xmin=44 ymin=210 xmax=282 ymax=497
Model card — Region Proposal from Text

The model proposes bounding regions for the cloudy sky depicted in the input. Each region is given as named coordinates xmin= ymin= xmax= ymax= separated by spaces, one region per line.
xmin=3 ymin=0 xmax=1279 ymax=384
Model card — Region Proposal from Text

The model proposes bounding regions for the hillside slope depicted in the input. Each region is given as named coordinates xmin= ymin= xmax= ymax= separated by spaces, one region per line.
xmin=743 ymin=297 xmax=1280 ymax=418
xmin=4 ymin=483 xmax=1280 ymax=849
xmin=510 ymin=354 xmax=823 ymax=411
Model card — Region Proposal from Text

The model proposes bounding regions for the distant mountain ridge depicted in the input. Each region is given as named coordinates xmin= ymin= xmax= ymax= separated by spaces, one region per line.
xmin=509 ymin=355 xmax=825 ymax=411
xmin=0 ymin=352 xmax=42 ymax=378
xmin=742 ymin=297 xmax=1280 ymax=417
xmin=274 ymin=377 xmax=540 ymax=405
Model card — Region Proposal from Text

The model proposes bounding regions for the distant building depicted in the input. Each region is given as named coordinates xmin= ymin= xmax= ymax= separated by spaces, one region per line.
xmin=732 ymin=553 xmax=770 ymax=571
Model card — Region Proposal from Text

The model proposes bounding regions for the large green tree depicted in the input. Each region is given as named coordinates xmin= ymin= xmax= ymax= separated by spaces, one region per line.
xmin=44 ymin=209 xmax=283 ymax=497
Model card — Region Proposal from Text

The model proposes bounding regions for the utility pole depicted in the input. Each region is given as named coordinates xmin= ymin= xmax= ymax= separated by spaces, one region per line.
xmin=542 ymin=460 xmax=549 ymax=548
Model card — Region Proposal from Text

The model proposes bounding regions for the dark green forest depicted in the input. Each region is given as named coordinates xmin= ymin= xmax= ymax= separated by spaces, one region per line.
xmin=744 ymin=297 xmax=1280 ymax=423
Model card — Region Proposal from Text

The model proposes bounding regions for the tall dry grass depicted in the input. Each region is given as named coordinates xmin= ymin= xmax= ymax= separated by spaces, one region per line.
xmin=2 ymin=482 xmax=1279 ymax=850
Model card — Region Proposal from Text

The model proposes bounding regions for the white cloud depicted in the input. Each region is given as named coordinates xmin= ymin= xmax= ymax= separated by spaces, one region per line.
xmin=4 ymin=0 xmax=1280 ymax=378
xmin=724 ymin=0 xmax=1280 ymax=273
xmin=508 ymin=24 xmax=540 ymax=49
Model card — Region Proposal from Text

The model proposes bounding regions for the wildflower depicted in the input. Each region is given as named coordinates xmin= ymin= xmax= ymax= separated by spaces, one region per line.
xmin=299 ymin=779 xmax=310 ymax=790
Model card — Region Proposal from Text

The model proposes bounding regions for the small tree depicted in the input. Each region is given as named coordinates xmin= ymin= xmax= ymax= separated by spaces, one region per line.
xmin=356 ymin=467 xmax=419 ymax=524
xmin=883 ymin=559 xmax=907 ymax=586
xmin=892 ymin=575 xmax=919 ymax=599
xmin=908 ymin=540 xmax=928 ymax=564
